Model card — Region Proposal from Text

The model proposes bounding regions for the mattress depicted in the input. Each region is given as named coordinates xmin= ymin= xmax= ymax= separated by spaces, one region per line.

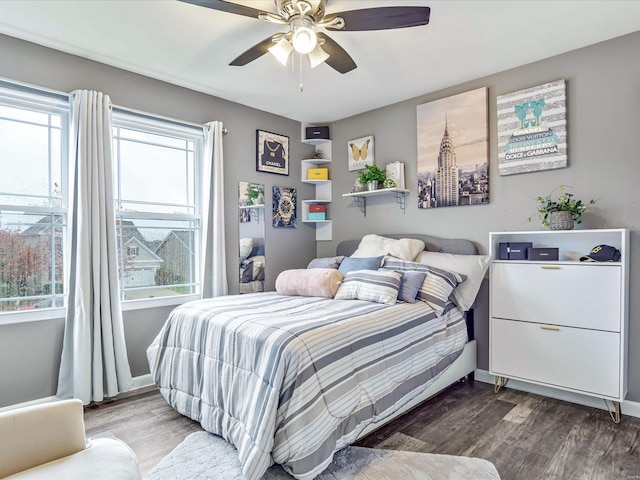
xmin=147 ymin=292 xmax=467 ymax=480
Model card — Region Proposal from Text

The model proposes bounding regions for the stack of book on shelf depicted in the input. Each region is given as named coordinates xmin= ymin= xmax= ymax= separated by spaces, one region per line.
xmin=308 ymin=204 xmax=326 ymax=220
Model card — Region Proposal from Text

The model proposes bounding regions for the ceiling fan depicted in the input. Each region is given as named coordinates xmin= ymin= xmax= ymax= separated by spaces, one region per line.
xmin=179 ymin=0 xmax=430 ymax=74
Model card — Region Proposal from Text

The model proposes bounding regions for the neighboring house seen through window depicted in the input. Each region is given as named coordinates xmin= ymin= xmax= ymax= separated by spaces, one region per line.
xmin=112 ymin=111 xmax=202 ymax=302
xmin=0 ymin=83 xmax=69 ymax=313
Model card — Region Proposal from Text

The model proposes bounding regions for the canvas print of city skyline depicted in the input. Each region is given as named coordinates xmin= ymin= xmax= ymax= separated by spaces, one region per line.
xmin=417 ymin=87 xmax=489 ymax=209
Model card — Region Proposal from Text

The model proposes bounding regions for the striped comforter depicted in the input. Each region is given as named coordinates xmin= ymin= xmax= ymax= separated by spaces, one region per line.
xmin=147 ymin=293 xmax=467 ymax=480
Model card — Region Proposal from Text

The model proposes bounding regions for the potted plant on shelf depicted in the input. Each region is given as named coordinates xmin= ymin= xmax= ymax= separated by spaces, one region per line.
xmin=528 ymin=185 xmax=595 ymax=230
xmin=246 ymin=183 xmax=265 ymax=206
xmin=358 ymin=164 xmax=386 ymax=191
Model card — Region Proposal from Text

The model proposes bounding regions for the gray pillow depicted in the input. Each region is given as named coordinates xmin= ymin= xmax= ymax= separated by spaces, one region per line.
xmin=338 ymin=255 xmax=384 ymax=275
xmin=307 ymin=255 xmax=345 ymax=269
xmin=381 ymin=256 xmax=465 ymax=315
xmin=396 ymin=270 xmax=428 ymax=303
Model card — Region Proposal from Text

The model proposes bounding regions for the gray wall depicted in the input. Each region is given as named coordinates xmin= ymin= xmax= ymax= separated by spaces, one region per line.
xmin=1 ymin=30 xmax=639 ymax=407
xmin=322 ymin=31 xmax=640 ymax=401
xmin=0 ymin=34 xmax=317 ymax=407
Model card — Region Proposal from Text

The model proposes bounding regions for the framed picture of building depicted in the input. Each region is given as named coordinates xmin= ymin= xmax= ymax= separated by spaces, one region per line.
xmin=272 ymin=186 xmax=296 ymax=228
xmin=497 ymin=79 xmax=567 ymax=176
xmin=416 ymin=87 xmax=489 ymax=209
xmin=256 ymin=129 xmax=289 ymax=176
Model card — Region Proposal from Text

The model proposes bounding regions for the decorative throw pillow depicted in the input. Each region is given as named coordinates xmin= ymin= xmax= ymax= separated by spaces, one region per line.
xmin=381 ymin=256 xmax=464 ymax=316
xmin=396 ymin=270 xmax=428 ymax=303
xmin=251 ymin=255 xmax=265 ymax=281
xmin=338 ymin=255 xmax=384 ymax=275
xmin=334 ymin=269 xmax=403 ymax=305
xmin=239 ymin=237 xmax=254 ymax=260
xmin=275 ymin=268 xmax=344 ymax=298
xmin=351 ymin=234 xmax=425 ymax=261
xmin=240 ymin=260 xmax=254 ymax=283
xmin=307 ymin=255 xmax=345 ymax=269
xmin=417 ymin=251 xmax=490 ymax=311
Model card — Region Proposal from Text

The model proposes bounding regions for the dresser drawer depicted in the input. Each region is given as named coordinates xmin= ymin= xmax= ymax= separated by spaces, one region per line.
xmin=491 ymin=262 xmax=621 ymax=331
xmin=491 ymin=318 xmax=620 ymax=399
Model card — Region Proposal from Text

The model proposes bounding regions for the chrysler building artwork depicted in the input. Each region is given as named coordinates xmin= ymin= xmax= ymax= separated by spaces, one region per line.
xmin=417 ymin=87 xmax=489 ymax=209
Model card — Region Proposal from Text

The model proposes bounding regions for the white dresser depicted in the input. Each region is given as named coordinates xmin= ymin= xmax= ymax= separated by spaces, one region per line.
xmin=489 ymin=229 xmax=629 ymax=422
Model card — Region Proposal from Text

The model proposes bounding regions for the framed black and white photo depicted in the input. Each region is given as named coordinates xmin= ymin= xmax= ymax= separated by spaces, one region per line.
xmin=272 ymin=186 xmax=297 ymax=228
xmin=257 ymin=129 xmax=289 ymax=176
xmin=417 ymin=87 xmax=489 ymax=209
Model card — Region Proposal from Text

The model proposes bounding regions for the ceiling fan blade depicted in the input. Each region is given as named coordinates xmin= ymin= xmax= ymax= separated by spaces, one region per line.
xmin=316 ymin=33 xmax=357 ymax=74
xmin=325 ymin=6 xmax=430 ymax=31
xmin=229 ymin=36 xmax=275 ymax=66
xmin=179 ymin=0 xmax=264 ymax=19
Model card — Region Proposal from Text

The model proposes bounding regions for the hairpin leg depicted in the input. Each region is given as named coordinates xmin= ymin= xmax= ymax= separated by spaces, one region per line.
xmin=603 ymin=399 xmax=621 ymax=424
xmin=493 ymin=375 xmax=509 ymax=394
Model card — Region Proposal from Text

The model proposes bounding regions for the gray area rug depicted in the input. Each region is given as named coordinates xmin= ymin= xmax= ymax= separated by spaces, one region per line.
xmin=144 ymin=432 xmax=501 ymax=480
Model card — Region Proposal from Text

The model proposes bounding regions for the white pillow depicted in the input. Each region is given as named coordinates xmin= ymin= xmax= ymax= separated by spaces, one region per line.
xmin=417 ymin=251 xmax=490 ymax=311
xmin=239 ymin=237 xmax=254 ymax=260
xmin=351 ymin=234 xmax=425 ymax=261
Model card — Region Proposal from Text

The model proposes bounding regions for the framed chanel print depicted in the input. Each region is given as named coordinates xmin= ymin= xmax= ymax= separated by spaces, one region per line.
xmin=257 ymin=129 xmax=289 ymax=176
xmin=272 ymin=186 xmax=297 ymax=228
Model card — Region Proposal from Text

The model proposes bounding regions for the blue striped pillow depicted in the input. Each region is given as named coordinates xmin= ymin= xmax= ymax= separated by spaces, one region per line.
xmin=334 ymin=269 xmax=403 ymax=305
xmin=381 ymin=256 xmax=464 ymax=315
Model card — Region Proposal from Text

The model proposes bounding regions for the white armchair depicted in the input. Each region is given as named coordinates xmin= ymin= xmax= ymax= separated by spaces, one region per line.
xmin=0 ymin=399 xmax=141 ymax=480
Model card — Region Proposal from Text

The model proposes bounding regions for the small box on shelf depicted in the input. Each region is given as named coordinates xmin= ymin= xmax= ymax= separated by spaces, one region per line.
xmin=309 ymin=204 xmax=326 ymax=213
xmin=307 ymin=168 xmax=329 ymax=180
xmin=305 ymin=126 xmax=330 ymax=140
xmin=498 ymin=242 xmax=532 ymax=260
xmin=528 ymin=247 xmax=559 ymax=261
xmin=308 ymin=212 xmax=326 ymax=221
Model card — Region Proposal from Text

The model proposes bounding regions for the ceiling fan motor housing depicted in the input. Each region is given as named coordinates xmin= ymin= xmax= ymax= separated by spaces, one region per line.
xmin=276 ymin=0 xmax=326 ymax=23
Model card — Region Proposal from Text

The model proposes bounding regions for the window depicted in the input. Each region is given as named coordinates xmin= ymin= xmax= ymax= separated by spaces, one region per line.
xmin=112 ymin=111 xmax=202 ymax=302
xmin=0 ymin=83 xmax=69 ymax=313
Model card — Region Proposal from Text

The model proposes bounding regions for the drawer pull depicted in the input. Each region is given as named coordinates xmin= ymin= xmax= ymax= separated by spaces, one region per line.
xmin=541 ymin=265 xmax=561 ymax=270
xmin=540 ymin=325 xmax=560 ymax=331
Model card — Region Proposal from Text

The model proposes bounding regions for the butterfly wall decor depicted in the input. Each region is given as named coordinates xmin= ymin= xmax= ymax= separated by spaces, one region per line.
xmin=348 ymin=135 xmax=374 ymax=171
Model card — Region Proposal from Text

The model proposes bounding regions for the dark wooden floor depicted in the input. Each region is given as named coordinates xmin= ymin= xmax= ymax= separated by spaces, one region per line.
xmin=84 ymin=381 xmax=640 ymax=479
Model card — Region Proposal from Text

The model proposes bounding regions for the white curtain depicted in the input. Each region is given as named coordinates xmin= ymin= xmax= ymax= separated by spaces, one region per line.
xmin=201 ymin=121 xmax=228 ymax=297
xmin=57 ymin=90 xmax=133 ymax=404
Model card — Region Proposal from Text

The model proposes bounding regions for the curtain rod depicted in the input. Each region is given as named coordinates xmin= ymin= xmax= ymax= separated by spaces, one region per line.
xmin=0 ymin=76 xmax=229 ymax=135
xmin=0 ymin=76 xmax=70 ymax=101
xmin=113 ymin=105 xmax=229 ymax=135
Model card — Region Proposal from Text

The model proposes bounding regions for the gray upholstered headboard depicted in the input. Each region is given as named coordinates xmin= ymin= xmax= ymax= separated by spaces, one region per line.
xmin=336 ymin=234 xmax=478 ymax=257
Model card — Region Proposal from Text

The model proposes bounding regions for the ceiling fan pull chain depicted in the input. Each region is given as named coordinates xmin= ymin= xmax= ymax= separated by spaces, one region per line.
xmin=299 ymin=52 xmax=304 ymax=92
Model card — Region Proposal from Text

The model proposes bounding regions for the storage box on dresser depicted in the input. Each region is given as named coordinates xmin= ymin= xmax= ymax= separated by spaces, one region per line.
xmin=488 ymin=229 xmax=629 ymax=422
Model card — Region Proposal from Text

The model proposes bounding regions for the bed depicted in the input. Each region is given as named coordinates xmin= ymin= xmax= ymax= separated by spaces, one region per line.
xmin=147 ymin=234 xmax=485 ymax=480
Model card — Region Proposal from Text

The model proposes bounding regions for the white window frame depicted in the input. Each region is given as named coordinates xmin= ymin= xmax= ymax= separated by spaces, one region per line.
xmin=112 ymin=109 xmax=204 ymax=310
xmin=0 ymin=80 xmax=70 ymax=323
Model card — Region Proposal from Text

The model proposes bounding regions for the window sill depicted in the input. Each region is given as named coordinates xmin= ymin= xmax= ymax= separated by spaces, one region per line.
xmin=121 ymin=294 xmax=199 ymax=311
xmin=0 ymin=295 xmax=198 ymax=325
xmin=0 ymin=308 xmax=66 ymax=326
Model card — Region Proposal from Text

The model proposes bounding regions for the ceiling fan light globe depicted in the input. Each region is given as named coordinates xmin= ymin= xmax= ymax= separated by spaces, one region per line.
xmin=292 ymin=26 xmax=317 ymax=54
xmin=308 ymin=44 xmax=329 ymax=68
xmin=268 ymin=38 xmax=293 ymax=65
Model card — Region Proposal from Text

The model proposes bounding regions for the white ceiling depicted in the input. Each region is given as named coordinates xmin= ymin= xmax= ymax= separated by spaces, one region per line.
xmin=0 ymin=1 xmax=639 ymax=123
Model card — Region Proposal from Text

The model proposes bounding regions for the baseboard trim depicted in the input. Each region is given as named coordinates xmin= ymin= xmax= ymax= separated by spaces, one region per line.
xmin=0 ymin=374 xmax=156 ymax=413
xmin=132 ymin=373 xmax=154 ymax=390
xmin=474 ymin=369 xmax=640 ymax=419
